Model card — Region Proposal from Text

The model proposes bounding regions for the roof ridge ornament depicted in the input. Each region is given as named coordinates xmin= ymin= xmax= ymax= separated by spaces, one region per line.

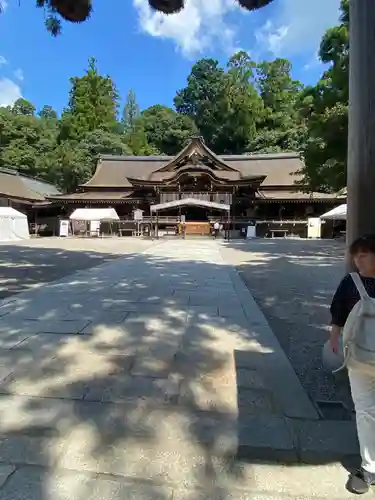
xmin=191 ymin=135 xmax=205 ymax=144
xmin=189 ymin=151 xmax=201 ymax=165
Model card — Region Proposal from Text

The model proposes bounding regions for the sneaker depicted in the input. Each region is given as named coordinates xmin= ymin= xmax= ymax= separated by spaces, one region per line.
xmin=347 ymin=468 xmax=375 ymax=495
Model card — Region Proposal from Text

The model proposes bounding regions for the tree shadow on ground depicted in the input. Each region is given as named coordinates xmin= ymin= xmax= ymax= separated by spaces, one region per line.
xmin=0 ymin=242 xmax=128 ymax=301
xmin=0 ymin=241 xmax=359 ymax=499
xmin=221 ymin=238 xmax=353 ymax=411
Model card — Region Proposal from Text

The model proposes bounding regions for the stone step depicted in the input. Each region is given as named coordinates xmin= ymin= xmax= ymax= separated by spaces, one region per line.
xmin=238 ymin=415 xmax=359 ymax=463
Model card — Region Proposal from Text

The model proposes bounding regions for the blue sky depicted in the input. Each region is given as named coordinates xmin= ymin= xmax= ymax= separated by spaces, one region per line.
xmin=0 ymin=0 xmax=341 ymax=116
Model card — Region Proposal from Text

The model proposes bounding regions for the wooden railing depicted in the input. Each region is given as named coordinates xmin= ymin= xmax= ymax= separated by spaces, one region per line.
xmin=119 ymin=216 xmax=309 ymax=224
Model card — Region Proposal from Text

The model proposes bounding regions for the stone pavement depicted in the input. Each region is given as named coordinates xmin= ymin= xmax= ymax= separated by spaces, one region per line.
xmin=220 ymin=239 xmax=348 ymax=406
xmin=0 ymin=239 xmax=371 ymax=499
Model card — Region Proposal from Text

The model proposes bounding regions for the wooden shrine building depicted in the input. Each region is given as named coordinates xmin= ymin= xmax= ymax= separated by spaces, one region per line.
xmin=47 ymin=137 xmax=343 ymax=238
xmin=0 ymin=168 xmax=62 ymax=235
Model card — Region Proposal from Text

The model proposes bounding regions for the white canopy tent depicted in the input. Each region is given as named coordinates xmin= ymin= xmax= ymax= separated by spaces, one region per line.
xmin=69 ymin=208 xmax=120 ymax=221
xmin=69 ymin=208 xmax=120 ymax=237
xmin=0 ymin=207 xmax=30 ymax=242
xmin=320 ymin=204 xmax=347 ymax=221
xmin=150 ymin=198 xmax=230 ymax=212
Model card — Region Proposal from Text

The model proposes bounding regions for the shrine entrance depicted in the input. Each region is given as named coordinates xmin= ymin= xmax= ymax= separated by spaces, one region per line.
xmin=182 ymin=205 xmax=209 ymax=222
xmin=150 ymin=197 xmax=231 ymax=238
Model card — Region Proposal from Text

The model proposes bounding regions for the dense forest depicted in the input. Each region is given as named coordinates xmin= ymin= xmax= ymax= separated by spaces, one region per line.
xmin=0 ymin=0 xmax=348 ymax=194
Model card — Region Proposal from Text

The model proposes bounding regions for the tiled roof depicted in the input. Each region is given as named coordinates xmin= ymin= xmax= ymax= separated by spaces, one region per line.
xmin=48 ymin=191 xmax=137 ymax=203
xmin=257 ymin=189 xmax=339 ymax=202
xmin=0 ymin=168 xmax=60 ymax=202
xmin=83 ymin=152 xmax=303 ymax=188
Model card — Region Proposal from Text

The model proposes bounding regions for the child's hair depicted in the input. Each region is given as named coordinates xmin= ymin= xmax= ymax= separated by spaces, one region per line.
xmin=349 ymin=234 xmax=375 ymax=256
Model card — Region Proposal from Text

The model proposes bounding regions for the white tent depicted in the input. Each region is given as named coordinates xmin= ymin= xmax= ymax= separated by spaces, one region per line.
xmin=320 ymin=204 xmax=347 ymax=220
xmin=0 ymin=207 xmax=30 ymax=242
xmin=69 ymin=208 xmax=120 ymax=221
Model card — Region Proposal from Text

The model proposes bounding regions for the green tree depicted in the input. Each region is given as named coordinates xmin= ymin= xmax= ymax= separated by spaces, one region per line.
xmin=51 ymin=130 xmax=132 ymax=191
xmin=47 ymin=142 xmax=92 ymax=192
xmin=174 ymin=59 xmax=228 ymax=150
xmin=300 ymin=0 xmax=348 ymax=192
xmin=122 ymin=89 xmax=140 ymax=134
xmin=223 ymin=51 xmax=263 ymax=153
xmin=124 ymin=120 xmax=160 ymax=156
xmin=60 ymin=57 xmax=119 ymax=141
xmin=138 ymin=104 xmax=197 ymax=155
xmin=80 ymin=129 xmax=131 ymax=158
xmin=251 ymin=58 xmax=305 ymax=153
xmin=227 ymin=50 xmax=256 ymax=86
xmin=38 ymin=105 xmax=58 ymax=120
xmin=35 ymin=115 xmax=64 ymax=182
xmin=174 ymin=55 xmax=261 ymax=153
xmin=0 ymin=109 xmax=43 ymax=177
xmin=12 ymin=98 xmax=36 ymax=116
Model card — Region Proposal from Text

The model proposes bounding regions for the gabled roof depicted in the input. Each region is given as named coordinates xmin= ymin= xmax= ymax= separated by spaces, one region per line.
xmin=0 ymin=168 xmax=61 ymax=202
xmin=154 ymin=136 xmax=237 ymax=172
xmin=127 ymin=165 xmax=266 ymax=187
xmin=82 ymin=137 xmax=304 ymax=189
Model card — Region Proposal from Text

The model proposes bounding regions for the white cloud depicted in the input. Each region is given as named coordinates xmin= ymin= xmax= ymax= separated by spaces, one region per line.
xmin=0 ymin=56 xmax=7 ymax=65
xmin=0 ymin=0 xmax=8 ymax=12
xmin=14 ymin=68 xmax=24 ymax=81
xmin=133 ymin=0 xmax=342 ymax=60
xmin=255 ymin=0 xmax=341 ymax=58
xmin=133 ymin=0 xmax=241 ymax=58
xmin=0 ymin=78 xmax=22 ymax=107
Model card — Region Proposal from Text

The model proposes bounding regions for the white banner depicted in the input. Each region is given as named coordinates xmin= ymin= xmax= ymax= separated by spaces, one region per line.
xmin=246 ymin=225 xmax=256 ymax=238
xmin=59 ymin=220 xmax=69 ymax=237
xmin=90 ymin=220 xmax=100 ymax=236
xmin=307 ymin=218 xmax=322 ymax=238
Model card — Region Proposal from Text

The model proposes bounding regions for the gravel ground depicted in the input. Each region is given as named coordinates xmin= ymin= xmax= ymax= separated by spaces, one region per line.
xmin=220 ymin=238 xmax=350 ymax=407
xmin=0 ymin=237 xmax=154 ymax=300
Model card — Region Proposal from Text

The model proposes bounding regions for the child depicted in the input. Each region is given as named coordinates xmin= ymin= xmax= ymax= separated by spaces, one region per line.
xmin=330 ymin=234 xmax=375 ymax=494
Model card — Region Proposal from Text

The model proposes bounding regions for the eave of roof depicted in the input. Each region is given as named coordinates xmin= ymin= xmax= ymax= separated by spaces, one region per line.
xmin=47 ymin=191 xmax=142 ymax=204
xmin=85 ymin=150 xmax=304 ymax=189
xmin=256 ymin=189 xmax=340 ymax=203
xmin=97 ymin=151 xmax=300 ymax=162
xmin=0 ymin=168 xmax=61 ymax=202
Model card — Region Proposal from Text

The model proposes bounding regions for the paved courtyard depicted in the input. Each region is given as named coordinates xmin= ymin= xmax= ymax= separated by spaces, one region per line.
xmin=221 ymin=239 xmax=348 ymax=407
xmin=0 ymin=239 xmax=368 ymax=499
xmin=0 ymin=237 xmax=153 ymax=300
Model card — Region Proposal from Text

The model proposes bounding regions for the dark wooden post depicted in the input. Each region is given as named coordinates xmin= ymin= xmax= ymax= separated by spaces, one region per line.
xmin=346 ymin=0 xmax=375 ymax=269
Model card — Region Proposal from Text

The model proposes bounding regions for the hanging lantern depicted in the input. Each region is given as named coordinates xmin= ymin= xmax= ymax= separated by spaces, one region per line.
xmin=148 ymin=0 xmax=184 ymax=14
xmin=237 ymin=0 xmax=274 ymax=11
xmin=51 ymin=0 xmax=92 ymax=22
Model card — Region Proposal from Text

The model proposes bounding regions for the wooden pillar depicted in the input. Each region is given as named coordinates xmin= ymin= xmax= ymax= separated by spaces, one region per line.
xmin=34 ymin=209 xmax=38 ymax=237
xmin=346 ymin=0 xmax=375 ymax=269
xmin=226 ymin=208 xmax=230 ymax=241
